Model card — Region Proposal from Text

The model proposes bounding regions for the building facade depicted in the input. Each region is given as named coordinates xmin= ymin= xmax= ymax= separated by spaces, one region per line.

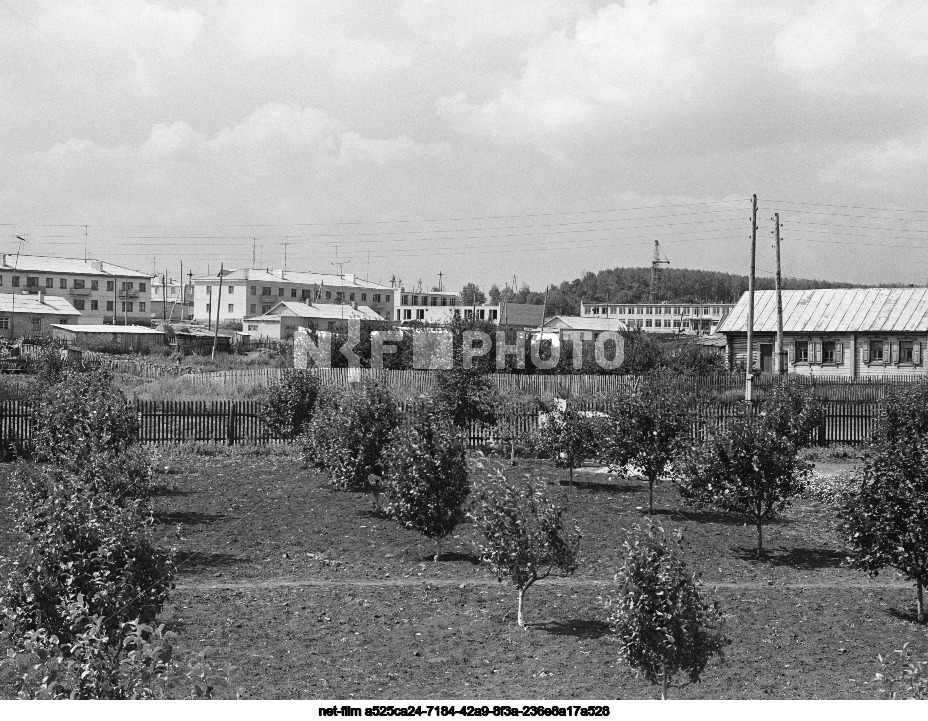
xmin=0 ymin=292 xmax=82 ymax=339
xmin=151 ymin=276 xmax=193 ymax=322
xmin=243 ymin=301 xmax=383 ymax=340
xmin=394 ymin=288 xmax=459 ymax=322
xmin=0 ymin=254 xmax=152 ymax=325
xmin=717 ymin=288 xmax=928 ymax=377
xmin=580 ymin=301 xmax=733 ymax=334
xmin=193 ymin=269 xmax=395 ymax=324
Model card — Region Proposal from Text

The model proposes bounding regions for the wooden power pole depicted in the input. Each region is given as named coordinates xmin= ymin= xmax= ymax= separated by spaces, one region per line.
xmin=774 ymin=212 xmax=785 ymax=375
xmin=212 ymin=264 xmax=224 ymax=361
xmin=746 ymin=194 xmax=758 ymax=405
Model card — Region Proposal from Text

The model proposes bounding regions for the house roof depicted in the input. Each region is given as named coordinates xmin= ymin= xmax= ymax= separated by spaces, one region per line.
xmin=245 ymin=301 xmax=383 ymax=322
xmin=193 ymin=268 xmax=393 ymax=291
xmin=50 ymin=324 xmax=164 ymax=334
xmin=717 ymin=288 xmax=928 ymax=334
xmin=0 ymin=293 xmax=81 ymax=316
xmin=541 ymin=315 xmax=628 ymax=332
xmin=0 ymin=253 xmax=149 ymax=278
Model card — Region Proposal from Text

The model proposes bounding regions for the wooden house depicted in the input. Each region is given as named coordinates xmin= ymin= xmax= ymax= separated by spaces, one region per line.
xmin=717 ymin=288 xmax=928 ymax=377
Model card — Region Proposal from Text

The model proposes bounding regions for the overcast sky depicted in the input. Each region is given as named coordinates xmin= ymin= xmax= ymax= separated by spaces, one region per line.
xmin=2 ymin=0 xmax=927 ymax=291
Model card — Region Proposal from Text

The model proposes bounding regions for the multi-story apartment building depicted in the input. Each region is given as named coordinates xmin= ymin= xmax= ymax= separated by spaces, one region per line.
xmin=394 ymin=288 xmax=460 ymax=322
xmin=580 ymin=301 xmax=734 ymax=335
xmin=151 ymin=276 xmax=193 ymax=322
xmin=192 ymin=269 xmax=395 ymax=324
xmin=0 ymin=254 xmax=153 ymax=325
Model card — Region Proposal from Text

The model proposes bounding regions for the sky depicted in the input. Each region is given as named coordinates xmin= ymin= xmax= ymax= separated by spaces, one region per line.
xmin=2 ymin=0 xmax=928 ymax=292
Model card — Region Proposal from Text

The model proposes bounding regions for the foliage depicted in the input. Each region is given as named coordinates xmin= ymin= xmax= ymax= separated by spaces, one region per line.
xmin=459 ymin=282 xmax=487 ymax=306
xmin=303 ymin=381 xmax=399 ymax=503
xmin=537 ymin=402 xmax=601 ymax=486
xmin=606 ymin=523 xmax=727 ymax=699
xmin=756 ymin=381 xmax=825 ymax=449
xmin=803 ymin=470 xmax=859 ymax=506
xmin=870 ymin=383 xmax=928 ymax=448
xmin=2 ymin=597 xmax=234 ymax=699
xmin=31 ymin=368 xmax=140 ymax=464
xmin=431 ymin=366 xmax=499 ymax=428
xmin=600 ymin=374 xmax=695 ymax=514
xmin=261 ymin=370 xmax=321 ymax=439
xmin=677 ymin=416 xmax=810 ymax=556
xmin=382 ymin=407 xmax=470 ymax=561
xmin=875 ymin=643 xmax=928 ymax=699
xmin=841 ymin=436 xmax=928 ymax=622
xmin=470 ymin=469 xmax=581 ymax=627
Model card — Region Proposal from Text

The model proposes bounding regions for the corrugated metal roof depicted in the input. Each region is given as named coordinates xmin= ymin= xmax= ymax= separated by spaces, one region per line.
xmin=193 ymin=268 xmax=393 ymax=290
xmin=0 ymin=254 xmax=149 ymax=278
xmin=717 ymin=289 xmax=928 ymax=333
xmin=50 ymin=324 xmax=164 ymax=334
xmin=542 ymin=315 xmax=628 ymax=332
xmin=0 ymin=293 xmax=81 ymax=315
xmin=244 ymin=301 xmax=383 ymax=321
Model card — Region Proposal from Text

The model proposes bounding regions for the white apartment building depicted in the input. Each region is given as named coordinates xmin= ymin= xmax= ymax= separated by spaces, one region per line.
xmin=580 ymin=301 xmax=734 ymax=335
xmin=394 ymin=288 xmax=460 ymax=322
xmin=193 ymin=269 xmax=395 ymax=324
xmin=151 ymin=276 xmax=193 ymax=322
xmin=0 ymin=254 xmax=153 ymax=325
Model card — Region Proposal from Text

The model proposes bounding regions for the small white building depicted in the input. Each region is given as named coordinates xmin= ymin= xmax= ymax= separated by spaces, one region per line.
xmin=0 ymin=292 xmax=82 ymax=339
xmin=243 ymin=301 xmax=384 ymax=341
xmin=539 ymin=315 xmax=628 ymax=334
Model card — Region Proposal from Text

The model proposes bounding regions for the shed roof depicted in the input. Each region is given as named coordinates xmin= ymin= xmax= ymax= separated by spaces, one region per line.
xmin=50 ymin=324 xmax=164 ymax=334
xmin=0 ymin=294 xmax=81 ymax=315
xmin=542 ymin=315 xmax=627 ymax=332
xmin=717 ymin=289 xmax=928 ymax=334
xmin=245 ymin=302 xmax=383 ymax=321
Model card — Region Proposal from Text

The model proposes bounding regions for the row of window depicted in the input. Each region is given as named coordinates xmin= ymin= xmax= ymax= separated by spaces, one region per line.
xmin=791 ymin=340 xmax=922 ymax=365
xmin=588 ymin=305 xmax=728 ymax=316
xmin=206 ymin=304 xmax=273 ymax=316
xmin=206 ymin=285 xmax=390 ymax=304
xmin=0 ymin=276 xmax=147 ymax=292
xmin=399 ymin=295 xmax=457 ymax=307
xmin=0 ymin=316 xmax=70 ymax=330
xmin=71 ymin=300 xmax=145 ymax=312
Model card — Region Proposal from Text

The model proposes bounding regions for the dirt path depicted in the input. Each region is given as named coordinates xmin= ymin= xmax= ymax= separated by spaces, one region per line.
xmin=177 ymin=576 xmax=913 ymax=591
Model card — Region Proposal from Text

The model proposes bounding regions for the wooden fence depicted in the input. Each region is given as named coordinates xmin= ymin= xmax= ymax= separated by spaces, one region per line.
xmin=0 ymin=397 xmax=885 ymax=448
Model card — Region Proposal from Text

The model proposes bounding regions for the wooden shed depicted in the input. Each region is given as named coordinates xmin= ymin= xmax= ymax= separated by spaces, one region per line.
xmin=50 ymin=324 xmax=166 ymax=353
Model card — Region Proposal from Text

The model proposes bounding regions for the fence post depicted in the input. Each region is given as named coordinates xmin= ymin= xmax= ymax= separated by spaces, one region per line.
xmin=817 ymin=414 xmax=827 ymax=447
xmin=227 ymin=403 xmax=237 ymax=446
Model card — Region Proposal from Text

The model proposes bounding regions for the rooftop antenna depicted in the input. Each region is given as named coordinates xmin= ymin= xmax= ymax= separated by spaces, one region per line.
xmin=84 ymin=225 xmax=88 ymax=262
xmin=283 ymin=236 xmax=289 ymax=276
xmin=438 ymin=271 xmax=443 ymax=292
xmin=417 ymin=278 xmax=423 ymax=293
xmin=649 ymin=240 xmax=670 ymax=303
xmin=252 ymin=238 xmax=256 ymax=267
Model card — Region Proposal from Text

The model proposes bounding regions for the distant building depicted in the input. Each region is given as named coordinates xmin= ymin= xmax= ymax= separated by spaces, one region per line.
xmin=394 ymin=288 xmax=459 ymax=322
xmin=540 ymin=315 xmax=628 ymax=334
xmin=0 ymin=292 xmax=82 ymax=339
xmin=243 ymin=301 xmax=384 ymax=341
xmin=51 ymin=324 xmax=165 ymax=353
xmin=193 ymin=269 xmax=394 ymax=324
xmin=0 ymin=254 xmax=152 ymax=325
xmin=151 ymin=276 xmax=193 ymax=322
xmin=717 ymin=288 xmax=928 ymax=376
xmin=580 ymin=301 xmax=734 ymax=334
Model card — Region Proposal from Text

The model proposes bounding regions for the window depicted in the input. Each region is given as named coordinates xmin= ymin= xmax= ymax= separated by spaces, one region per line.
xmin=373 ymin=294 xmax=381 ymax=303
xmin=73 ymin=300 xmax=85 ymax=310
xmin=645 ymin=319 xmax=653 ymax=328
xmin=59 ymin=279 xmax=67 ymax=289
xmin=121 ymin=302 xmax=133 ymax=312
xmin=0 ymin=317 xmax=8 ymax=329
xmin=139 ymin=282 xmax=146 ymax=292
xmin=59 ymin=318 xmax=69 ymax=325
xmin=126 ymin=282 xmax=134 ymax=291
xmin=138 ymin=302 xmax=146 ymax=312
xmin=247 ymin=324 xmax=258 ymax=332
xmin=26 ymin=277 xmax=38 ymax=287
xmin=823 ymin=341 xmax=837 ymax=363
xmin=635 ymin=319 xmax=644 ymax=328
xmin=412 ymin=295 xmax=418 ymax=306
xmin=73 ymin=279 xmax=85 ymax=289
xmin=795 ymin=340 xmax=809 ymax=363
xmin=262 ymin=287 xmax=271 ymax=296
xmin=673 ymin=320 xmax=681 ymax=328
xmin=278 ymin=288 xmax=284 ymax=297
xmin=45 ymin=278 xmax=53 ymax=288
xmin=106 ymin=301 xmax=114 ymax=311
xmin=227 ymin=303 xmax=234 ymax=313
xmin=262 ymin=304 xmax=272 ymax=313
xmin=645 ymin=307 xmax=653 ymax=315
xmin=250 ymin=304 xmax=256 ymax=313
xmin=325 ymin=291 xmax=331 ymax=300
xmin=869 ymin=340 xmax=884 ymax=363
xmin=403 ymin=309 xmax=412 ymax=320
xmin=681 ymin=307 xmax=690 ymax=315
xmin=227 ymin=285 xmax=233 ymax=295
xmin=361 ymin=293 xmax=367 ymax=301
xmin=291 ymin=289 xmax=297 ymax=298
xmin=349 ymin=293 xmax=355 ymax=302
xmin=31 ymin=317 xmax=41 ymax=331
xmin=205 ymin=303 xmax=210 ymax=314
xmin=12 ymin=276 xmax=20 ymax=287
xmin=250 ymin=285 xmax=257 ymax=295
xmin=91 ymin=280 xmax=98 ymax=291
xmin=900 ymin=341 xmax=915 ymax=364
xmin=440 ymin=297 xmax=447 ymax=306
xmin=402 ymin=295 xmax=409 ymax=305
xmin=107 ymin=280 xmax=114 ymax=291
xmin=489 ymin=309 xmax=498 ymax=320
xmin=713 ymin=307 xmax=721 ymax=315
xmin=90 ymin=300 xmax=98 ymax=310
xmin=416 ymin=309 xmax=425 ymax=320
xmin=703 ymin=307 xmax=710 ymax=314
xmin=664 ymin=319 xmax=672 ymax=328
xmin=385 ymin=295 xmax=390 ymax=302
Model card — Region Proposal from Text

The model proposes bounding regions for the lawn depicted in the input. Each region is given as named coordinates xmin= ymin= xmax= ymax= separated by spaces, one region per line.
xmin=2 ymin=446 xmax=926 ymax=699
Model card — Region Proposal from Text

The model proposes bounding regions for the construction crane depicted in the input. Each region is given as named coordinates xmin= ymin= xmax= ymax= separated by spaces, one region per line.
xmin=648 ymin=240 xmax=670 ymax=303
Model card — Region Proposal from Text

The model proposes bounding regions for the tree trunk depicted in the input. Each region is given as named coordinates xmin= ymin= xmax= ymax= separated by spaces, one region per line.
xmin=661 ymin=665 xmax=668 ymax=700
xmin=517 ymin=587 xmax=526 ymax=628
xmin=510 ymin=437 xmax=516 ymax=466
xmin=756 ymin=521 xmax=763 ymax=559
xmin=648 ymin=475 xmax=654 ymax=516
xmin=568 ymin=460 xmax=574 ymax=487
xmin=918 ymin=579 xmax=924 ymax=624
xmin=434 ymin=537 xmax=442 ymax=563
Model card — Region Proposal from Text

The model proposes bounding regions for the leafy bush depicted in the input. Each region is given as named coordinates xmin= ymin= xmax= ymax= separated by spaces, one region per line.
xmin=803 ymin=469 xmax=858 ymax=506
xmin=875 ymin=643 xmax=928 ymax=699
xmin=261 ymin=370 xmax=321 ymax=439
xmin=31 ymin=368 xmax=140 ymax=464
xmin=678 ymin=417 xmax=810 ymax=556
xmin=607 ymin=523 xmax=727 ymax=699
xmin=303 ymin=381 xmax=399 ymax=505
xmin=382 ymin=408 xmax=470 ymax=561
xmin=537 ymin=403 xmax=601 ymax=486
xmin=431 ymin=367 xmax=499 ymax=429
xmin=871 ymin=383 xmax=928 ymax=447
xmin=470 ymin=469 xmax=581 ymax=627
xmin=756 ymin=381 xmax=825 ymax=449
xmin=841 ymin=436 xmax=928 ymax=623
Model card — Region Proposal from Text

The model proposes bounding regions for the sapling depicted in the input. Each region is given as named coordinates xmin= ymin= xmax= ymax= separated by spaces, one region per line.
xmin=382 ymin=410 xmax=470 ymax=561
xmin=607 ymin=523 xmax=727 ymax=700
xmin=470 ymin=471 xmax=581 ymax=627
xmin=538 ymin=402 xmax=599 ymax=487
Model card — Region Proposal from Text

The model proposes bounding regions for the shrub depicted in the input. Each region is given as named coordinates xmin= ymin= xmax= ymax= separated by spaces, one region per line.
xmin=537 ymin=402 xmax=601 ymax=486
xmin=31 ymin=368 xmax=140 ymax=464
xmin=756 ymin=381 xmax=825 ymax=449
xmin=875 ymin=644 xmax=928 ymax=699
xmin=382 ymin=408 xmax=470 ymax=561
xmin=607 ymin=523 xmax=727 ymax=699
xmin=261 ymin=370 xmax=321 ymax=439
xmin=303 ymin=381 xmax=399 ymax=505
xmin=470 ymin=470 xmax=581 ymax=627
xmin=841 ymin=436 xmax=928 ymax=623
xmin=431 ymin=367 xmax=499 ymax=429
xmin=677 ymin=416 xmax=810 ymax=557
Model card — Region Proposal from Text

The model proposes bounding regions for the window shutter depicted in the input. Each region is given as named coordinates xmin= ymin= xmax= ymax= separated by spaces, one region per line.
xmin=813 ymin=341 xmax=822 ymax=364
xmin=914 ymin=341 xmax=922 ymax=365
xmin=834 ymin=341 xmax=843 ymax=364
xmin=789 ymin=340 xmax=796 ymax=365
xmin=890 ymin=341 xmax=898 ymax=365
xmin=863 ymin=343 xmax=870 ymax=363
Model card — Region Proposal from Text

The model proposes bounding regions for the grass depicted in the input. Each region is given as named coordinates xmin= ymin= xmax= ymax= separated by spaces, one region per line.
xmin=2 ymin=448 xmax=926 ymax=699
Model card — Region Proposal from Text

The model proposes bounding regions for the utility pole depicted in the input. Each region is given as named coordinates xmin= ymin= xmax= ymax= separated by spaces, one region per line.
xmin=746 ymin=194 xmax=758 ymax=406
xmin=283 ymin=237 xmax=289 ymax=275
xmin=187 ymin=269 xmax=193 ymax=322
xmin=179 ymin=261 xmax=184 ymax=321
xmin=113 ymin=274 xmax=118 ymax=325
xmin=438 ymin=271 xmax=443 ymax=292
xmin=11 ymin=235 xmax=26 ymax=340
xmin=162 ymin=271 xmax=168 ymax=328
xmin=252 ymin=238 xmax=256 ymax=267
xmin=212 ymin=263 xmax=224 ymax=361
xmin=84 ymin=225 xmax=88 ymax=262
xmin=774 ymin=212 xmax=786 ymax=375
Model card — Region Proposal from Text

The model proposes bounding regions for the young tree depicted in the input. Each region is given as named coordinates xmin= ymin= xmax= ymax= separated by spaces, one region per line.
xmin=303 ymin=381 xmax=399 ymax=507
xmin=538 ymin=402 xmax=600 ymax=486
xmin=431 ymin=366 xmax=499 ymax=429
xmin=601 ymin=375 xmax=695 ymax=514
xmin=677 ymin=417 xmax=810 ymax=557
xmin=459 ymin=282 xmax=486 ymax=306
xmin=841 ymin=436 xmax=928 ymax=623
xmin=607 ymin=523 xmax=727 ymax=699
xmin=757 ymin=381 xmax=825 ymax=449
xmin=261 ymin=370 xmax=321 ymax=439
xmin=382 ymin=409 xmax=470 ymax=561
xmin=470 ymin=471 xmax=581 ymax=627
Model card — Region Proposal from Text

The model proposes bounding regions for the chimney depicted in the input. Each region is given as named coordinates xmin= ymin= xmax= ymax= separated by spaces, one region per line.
xmin=90 ymin=260 xmax=103 ymax=272
xmin=38 ymin=291 xmax=45 ymax=304
xmin=352 ymin=301 xmax=358 ymax=310
xmin=345 ymin=273 xmax=356 ymax=283
xmin=305 ymin=296 xmax=311 ymax=306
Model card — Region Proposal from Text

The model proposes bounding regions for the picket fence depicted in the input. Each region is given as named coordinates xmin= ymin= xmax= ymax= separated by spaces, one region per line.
xmin=0 ymin=398 xmax=884 ymax=448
